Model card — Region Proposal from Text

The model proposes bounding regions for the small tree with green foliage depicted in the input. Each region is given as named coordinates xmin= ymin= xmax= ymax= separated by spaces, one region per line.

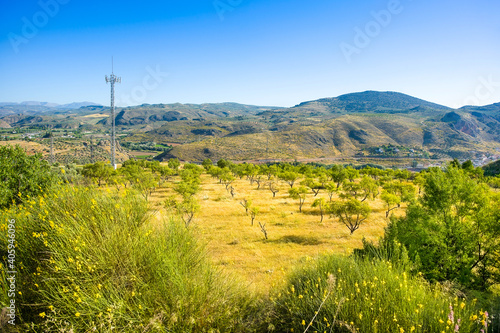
xmin=82 ymin=161 xmax=113 ymax=186
xmin=158 ymin=165 xmax=174 ymax=186
xmin=219 ymin=167 xmax=235 ymax=190
xmin=328 ymin=198 xmax=371 ymax=235
xmin=324 ymin=182 xmax=337 ymax=202
xmin=312 ymin=197 xmax=326 ymax=222
xmin=217 ymin=158 xmax=231 ymax=169
xmin=250 ymin=206 xmax=259 ymax=226
xmin=302 ymin=177 xmax=323 ymax=196
xmin=240 ymin=199 xmax=252 ymax=215
xmin=289 ymin=186 xmax=308 ymax=212
xmin=202 ymin=158 xmax=213 ymax=170
xmin=167 ymin=158 xmax=180 ymax=171
xmin=165 ymin=196 xmax=200 ymax=228
xmin=281 ymin=171 xmax=300 ymax=188
xmin=133 ymin=171 xmax=159 ymax=200
xmin=381 ymin=191 xmax=401 ymax=218
xmin=344 ymin=166 xmax=360 ymax=182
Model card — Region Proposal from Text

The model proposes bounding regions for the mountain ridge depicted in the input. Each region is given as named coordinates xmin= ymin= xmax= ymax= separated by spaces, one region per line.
xmin=1 ymin=91 xmax=499 ymax=162
xmin=295 ymin=91 xmax=451 ymax=111
xmin=2 ymin=91 xmax=498 ymax=116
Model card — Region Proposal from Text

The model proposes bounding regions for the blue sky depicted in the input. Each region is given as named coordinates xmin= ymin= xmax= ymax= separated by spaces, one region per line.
xmin=0 ymin=0 xmax=499 ymax=108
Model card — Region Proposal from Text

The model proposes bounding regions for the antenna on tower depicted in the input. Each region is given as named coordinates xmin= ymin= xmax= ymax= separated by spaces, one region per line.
xmin=105 ymin=57 xmax=121 ymax=169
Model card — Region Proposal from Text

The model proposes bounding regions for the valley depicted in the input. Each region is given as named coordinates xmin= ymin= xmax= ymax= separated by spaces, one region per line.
xmin=1 ymin=91 xmax=500 ymax=167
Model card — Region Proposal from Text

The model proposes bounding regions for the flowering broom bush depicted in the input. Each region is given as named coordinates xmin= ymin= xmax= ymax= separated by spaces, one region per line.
xmin=272 ymin=255 xmax=490 ymax=333
xmin=0 ymin=186 xmax=259 ymax=332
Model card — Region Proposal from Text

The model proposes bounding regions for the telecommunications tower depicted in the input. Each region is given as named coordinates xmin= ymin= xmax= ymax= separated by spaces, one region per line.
xmin=105 ymin=57 xmax=121 ymax=169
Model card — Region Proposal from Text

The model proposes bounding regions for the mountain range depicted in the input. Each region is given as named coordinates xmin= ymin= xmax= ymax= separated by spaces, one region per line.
xmin=1 ymin=91 xmax=499 ymax=162
xmin=0 ymin=101 xmax=102 ymax=117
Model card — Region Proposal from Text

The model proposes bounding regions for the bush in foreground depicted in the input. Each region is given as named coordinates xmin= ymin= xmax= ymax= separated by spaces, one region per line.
xmin=0 ymin=144 xmax=58 ymax=209
xmin=1 ymin=186 xmax=259 ymax=332
xmin=271 ymin=255 xmax=490 ymax=332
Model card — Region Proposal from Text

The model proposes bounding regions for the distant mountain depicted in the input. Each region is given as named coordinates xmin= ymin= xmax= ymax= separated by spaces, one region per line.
xmin=0 ymin=119 xmax=11 ymax=128
xmin=0 ymin=101 xmax=102 ymax=114
xmin=260 ymin=91 xmax=452 ymax=120
xmin=19 ymin=101 xmax=60 ymax=107
xmin=146 ymin=92 xmax=499 ymax=162
xmin=57 ymin=102 xmax=102 ymax=109
xmin=483 ymin=159 xmax=500 ymax=176
xmin=296 ymin=91 xmax=451 ymax=112
xmin=460 ymin=103 xmax=500 ymax=115
xmin=2 ymin=92 xmax=499 ymax=162
xmin=97 ymin=102 xmax=280 ymax=126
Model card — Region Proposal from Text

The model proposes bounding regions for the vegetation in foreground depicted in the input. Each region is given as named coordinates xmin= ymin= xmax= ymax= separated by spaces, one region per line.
xmin=1 ymin=145 xmax=499 ymax=332
xmin=1 ymin=185 xmax=260 ymax=332
xmin=272 ymin=255 xmax=489 ymax=332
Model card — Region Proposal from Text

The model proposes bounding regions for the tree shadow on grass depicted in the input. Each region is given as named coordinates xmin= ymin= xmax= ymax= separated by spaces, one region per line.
xmin=271 ymin=235 xmax=323 ymax=246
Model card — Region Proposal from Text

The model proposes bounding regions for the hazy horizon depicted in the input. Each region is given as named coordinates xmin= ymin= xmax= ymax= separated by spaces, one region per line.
xmin=1 ymin=89 xmax=499 ymax=110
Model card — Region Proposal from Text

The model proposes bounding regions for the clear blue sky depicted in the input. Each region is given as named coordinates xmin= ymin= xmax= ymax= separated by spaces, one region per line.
xmin=0 ymin=0 xmax=499 ymax=108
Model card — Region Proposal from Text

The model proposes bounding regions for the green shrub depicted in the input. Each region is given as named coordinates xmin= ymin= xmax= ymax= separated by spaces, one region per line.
xmin=1 ymin=186 xmax=259 ymax=332
xmin=0 ymin=144 xmax=58 ymax=209
xmin=272 ymin=255 xmax=489 ymax=332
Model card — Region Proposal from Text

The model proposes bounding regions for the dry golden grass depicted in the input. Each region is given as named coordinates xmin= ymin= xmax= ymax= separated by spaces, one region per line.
xmin=0 ymin=140 xmax=47 ymax=155
xmin=81 ymin=113 xmax=108 ymax=118
xmin=148 ymin=172 xmax=406 ymax=294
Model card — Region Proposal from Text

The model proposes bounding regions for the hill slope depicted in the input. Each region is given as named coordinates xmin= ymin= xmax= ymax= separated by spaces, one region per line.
xmin=2 ymin=91 xmax=499 ymax=162
xmin=156 ymin=92 xmax=499 ymax=161
xmin=258 ymin=91 xmax=451 ymax=121
xmin=296 ymin=91 xmax=451 ymax=112
xmin=483 ymin=159 xmax=500 ymax=176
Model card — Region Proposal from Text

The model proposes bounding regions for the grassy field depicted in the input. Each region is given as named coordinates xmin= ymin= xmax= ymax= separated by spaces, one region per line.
xmin=148 ymin=172 xmax=405 ymax=294
xmin=2 ymin=156 xmax=498 ymax=332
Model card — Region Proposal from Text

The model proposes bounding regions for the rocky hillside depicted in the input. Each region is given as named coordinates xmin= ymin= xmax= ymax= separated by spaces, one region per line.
xmin=2 ymin=91 xmax=499 ymax=162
